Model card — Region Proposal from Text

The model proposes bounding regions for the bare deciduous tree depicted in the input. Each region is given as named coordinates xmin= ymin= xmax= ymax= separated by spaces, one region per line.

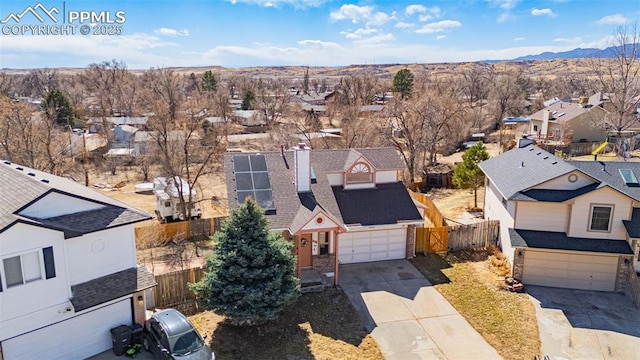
xmin=590 ymin=24 xmax=640 ymax=148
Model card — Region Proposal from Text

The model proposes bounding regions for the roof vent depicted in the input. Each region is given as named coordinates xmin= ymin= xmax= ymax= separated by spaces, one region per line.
xmin=536 ymin=152 xmax=541 ymax=155
xmin=2 ymin=161 xmax=10 ymax=165
xmin=519 ymin=161 xmax=525 ymax=168
xmin=543 ymin=156 xmax=549 ymax=159
xmin=27 ymin=172 xmax=35 ymax=176
xmin=40 ymin=179 xmax=50 ymax=183
xmin=551 ymin=161 xmax=558 ymax=165
xmin=15 ymin=167 xmax=23 ymax=171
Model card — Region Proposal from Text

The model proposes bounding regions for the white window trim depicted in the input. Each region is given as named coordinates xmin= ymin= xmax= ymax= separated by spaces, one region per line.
xmin=1 ymin=250 xmax=44 ymax=290
xmin=588 ymin=203 xmax=614 ymax=233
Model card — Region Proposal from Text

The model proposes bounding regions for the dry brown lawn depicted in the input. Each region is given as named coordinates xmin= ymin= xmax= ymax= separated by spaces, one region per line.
xmin=189 ymin=290 xmax=382 ymax=360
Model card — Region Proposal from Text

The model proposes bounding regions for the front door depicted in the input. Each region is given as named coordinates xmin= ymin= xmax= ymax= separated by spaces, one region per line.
xmin=298 ymin=235 xmax=312 ymax=268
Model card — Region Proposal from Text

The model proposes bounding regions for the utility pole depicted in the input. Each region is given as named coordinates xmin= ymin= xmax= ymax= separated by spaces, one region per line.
xmin=82 ymin=131 xmax=89 ymax=186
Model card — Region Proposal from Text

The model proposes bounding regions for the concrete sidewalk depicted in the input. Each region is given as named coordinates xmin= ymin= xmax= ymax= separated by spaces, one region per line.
xmin=339 ymin=260 xmax=501 ymax=360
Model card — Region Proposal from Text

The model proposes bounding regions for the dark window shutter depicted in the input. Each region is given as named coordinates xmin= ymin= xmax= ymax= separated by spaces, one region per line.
xmin=43 ymin=247 xmax=56 ymax=279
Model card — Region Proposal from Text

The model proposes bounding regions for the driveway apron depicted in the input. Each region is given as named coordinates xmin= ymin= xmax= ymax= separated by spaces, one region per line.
xmin=339 ymin=259 xmax=501 ymax=360
xmin=527 ymin=285 xmax=640 ymax=360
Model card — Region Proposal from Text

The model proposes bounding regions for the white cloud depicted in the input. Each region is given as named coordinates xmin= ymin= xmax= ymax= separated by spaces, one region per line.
xmin=405 ymin=5 xmax=441 ymax=22
xmin=514 ymin=37 xmax=525 ymax=41
xmin=330 ymin=4 xmax=390 ymax=26
xmin=369 ymin=12 xmax=390 ymax=26
xmin=227 ymin=0 xmax=329 ymax=7
xmin=330 ymin=4 xmax=373 ymax=23
xmin=487 ymin=0 xmax=520 ymax=10
xmin=531 ymin=8 xmax=556 ymax=17
xmin=395 ymin=22 xmax=414 ymax=29
xmin=487 ymin=0 xmax=521 ymax=23
xmin=405 ymin=4 xmax=427 ymax=15
xmin=553 ymin=36 xmax=582 ymax=43
xmin=436 ymin=35 xmax=446 ymax=40
xmin=596 ymin=14 xmax=628 ymax=25
xmin=341 ymin=28 xmax=378 ymax=39
xmin=415 ymin=20 xmax=461 ymax=34
xmin=353 ymin=33 xmax=395 ymax=45
xmin=153 ymin=28 xmax=189 ymax=37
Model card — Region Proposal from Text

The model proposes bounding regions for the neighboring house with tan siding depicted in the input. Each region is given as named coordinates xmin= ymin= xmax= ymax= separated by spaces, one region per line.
xmin=479 ymin=144 xmax=639 ymax=294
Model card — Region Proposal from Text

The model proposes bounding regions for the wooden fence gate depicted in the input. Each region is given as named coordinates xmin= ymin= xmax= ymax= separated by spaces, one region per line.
xmin=153 ymin=267 xmax=205 ymax=316
xmin=415 ymin=220 xmax=499 ymax=254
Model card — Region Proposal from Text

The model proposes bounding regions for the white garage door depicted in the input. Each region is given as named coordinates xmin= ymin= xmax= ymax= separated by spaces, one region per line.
xmin=523 ymin=250 xmax=618 ymax=291
xmin=2 ymin=299 xmax=132 ymax=360
xmin=339 ymin=228 xmax=406 ymax=264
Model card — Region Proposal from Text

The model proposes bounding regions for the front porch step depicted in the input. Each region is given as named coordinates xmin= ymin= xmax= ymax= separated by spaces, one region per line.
xmin=300 ymin=284 xmax=324 ymax=293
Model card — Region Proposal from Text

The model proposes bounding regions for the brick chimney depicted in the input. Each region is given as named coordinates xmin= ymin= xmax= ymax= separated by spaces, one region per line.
xmin=294 ymin=143 xmax=311 ymax=192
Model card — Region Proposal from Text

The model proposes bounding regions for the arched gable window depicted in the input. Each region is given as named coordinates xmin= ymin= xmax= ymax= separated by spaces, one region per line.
xmin=346 ymin=162 xmax=373 ymax=184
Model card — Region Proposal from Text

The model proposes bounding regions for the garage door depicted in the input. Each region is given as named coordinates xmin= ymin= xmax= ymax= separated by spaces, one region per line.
xmin=522 ymin=250 xmax=618 ymax=291
xmin=339 ymin=228 xmax=406 ymax=264
xmin=2 ymin=299 xmax=132 ymax=360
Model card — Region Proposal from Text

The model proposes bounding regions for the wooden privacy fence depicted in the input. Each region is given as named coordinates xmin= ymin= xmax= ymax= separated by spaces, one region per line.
xmin=135 ymin=217 xmax=226 ymax=246
xmin=153 ymin=267 xmax=205 ymax=316
xmin=409 ymin=190 xmax=447 ymax=227
xmin=416 ymin=220 xmax=500 ymax=254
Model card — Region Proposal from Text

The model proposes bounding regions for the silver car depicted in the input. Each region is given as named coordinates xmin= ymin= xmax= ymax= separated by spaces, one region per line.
xmin=142 ymin=308 xmax=215 ymax=360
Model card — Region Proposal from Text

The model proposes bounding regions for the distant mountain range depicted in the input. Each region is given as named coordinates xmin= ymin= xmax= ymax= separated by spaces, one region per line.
xmin=509 ymin=44 xmax=637 ymax=61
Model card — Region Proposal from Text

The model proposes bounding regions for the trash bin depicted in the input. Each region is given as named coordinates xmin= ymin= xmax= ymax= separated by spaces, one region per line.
xmin=110 ymin=325 xmax=133 ymax=356
xmin=131 ymin=323 xmax=144 ymax=345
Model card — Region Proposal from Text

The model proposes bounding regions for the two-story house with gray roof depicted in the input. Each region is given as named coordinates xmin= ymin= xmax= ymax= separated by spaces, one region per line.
xmin=479 ymin=144 xmax=639 ymax=294
xmin=224 ymin=145 xmax=424 ymax=285
xmin=0 ymin=161 xmax=154 ymax=359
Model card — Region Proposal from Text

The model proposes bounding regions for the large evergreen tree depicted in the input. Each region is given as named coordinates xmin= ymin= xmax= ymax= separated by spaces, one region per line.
xmin=241 ymin=89 xmax=255 ymax=110
xmin=392 ymin=68 xmax=414 ymax=100
xmin=42 ymin=88 xmax=78 ymax=126
xmin=453 ymin=141 xmax=490 ymax=209
xmin=189 ymin=198 xmax=299 ymax=325
xmin=201 ymin=70 xmax=218 ymax=92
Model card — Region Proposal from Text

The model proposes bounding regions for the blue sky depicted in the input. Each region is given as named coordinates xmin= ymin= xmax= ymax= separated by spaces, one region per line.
xmin=0 ymin=0 xmax=638 ymax=69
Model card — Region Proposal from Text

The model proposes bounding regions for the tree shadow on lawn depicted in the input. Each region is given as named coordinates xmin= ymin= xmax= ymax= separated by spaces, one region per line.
xmin=209 ymin=289 xmax=370 ymax=360
xmin=410 ymin=253 xmax=453 ymax=285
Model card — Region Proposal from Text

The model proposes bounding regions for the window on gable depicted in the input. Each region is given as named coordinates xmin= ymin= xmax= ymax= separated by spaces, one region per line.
xmin=589 ymin=205 xmax=613 ymax=232
xmin=346 ymin=163 xmax=373 ymax=184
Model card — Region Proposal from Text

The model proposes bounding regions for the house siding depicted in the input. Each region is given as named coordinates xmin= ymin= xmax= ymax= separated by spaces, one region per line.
xmin=532 ymin=170 xmax=594 ymax=190
xmin=0 ymin=224 xmax=71 ymax=341
xmin=375 ymin=170 xmax=398 ymax=184
xmin=568 ymin=187 xmax=632 ymax=239
xmin=516 ymin=202 xmax=569 ymax=232
xmin=65 ymin=226 xmax=137 ymax=285
xmin=484 ymin=180 xmax=516 ymax=264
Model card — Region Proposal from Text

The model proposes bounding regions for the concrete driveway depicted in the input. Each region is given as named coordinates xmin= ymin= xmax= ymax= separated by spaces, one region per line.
xmin=527 ymin=285 xmax=640 ymax=360
xmin=339 ymin=259 xmax=501 ymax=360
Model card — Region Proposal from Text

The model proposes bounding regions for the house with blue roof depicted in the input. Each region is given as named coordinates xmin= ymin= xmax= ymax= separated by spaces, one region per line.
xmin=479 ymin=143 xmax=640 ymax=297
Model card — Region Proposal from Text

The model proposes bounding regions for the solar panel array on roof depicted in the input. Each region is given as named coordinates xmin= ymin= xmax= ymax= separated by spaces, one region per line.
xmin=232 ymin=154 xmax=275 ymax=211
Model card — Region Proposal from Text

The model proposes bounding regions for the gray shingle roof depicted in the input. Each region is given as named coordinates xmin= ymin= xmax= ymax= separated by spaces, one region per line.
xmin=623 ymin=208 xmax=640 ymax=238
xmin=509 ymin=228 xmax=633 ymax=254
xmin=569 ymin=161 xmax=640 ymax=202
xmin=512 ymin=183 xmax=600 ymax=202
xmin=0 ymin=160 xmax=151 ymax=234
xmin=70 ymin=266 xmax=156 ymax=312
xmin=478 ymin=145 xmax=575 ymax=200
xmin=224 ymin=147 xmax=411 ymax=230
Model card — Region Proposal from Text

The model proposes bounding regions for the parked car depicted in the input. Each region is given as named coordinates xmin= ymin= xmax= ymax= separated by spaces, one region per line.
xmin=142 ymin=308 xmax=215 ymax=360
